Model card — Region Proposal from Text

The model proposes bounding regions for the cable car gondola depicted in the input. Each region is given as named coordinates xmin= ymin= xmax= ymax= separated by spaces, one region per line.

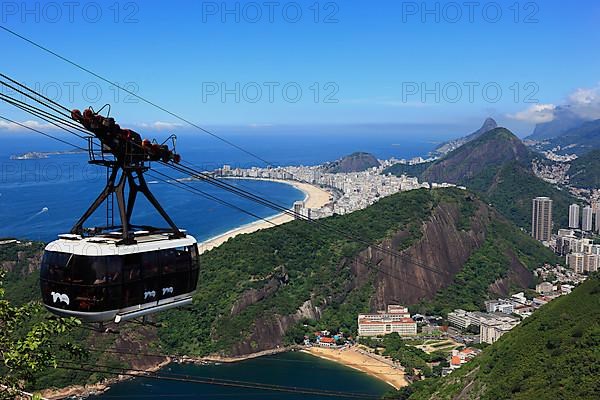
xmin=40 ymin=108 xmax=198 ymax=323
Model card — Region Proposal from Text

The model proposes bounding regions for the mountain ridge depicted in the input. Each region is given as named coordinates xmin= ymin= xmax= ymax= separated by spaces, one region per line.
xmin=422 ymin=128 xmax=532 ymax=184
xmin=525 ymin=105 xmax=588 ymax=141
xmin=387 ymin=126 xmax=577 ymax=228
xmin=432 ymin=118 xmax=498 ymax=156
xmin=323 ymin=151 xmax=380 ymax=173
xmin=531 ymin=119 xmax=600 ymax=156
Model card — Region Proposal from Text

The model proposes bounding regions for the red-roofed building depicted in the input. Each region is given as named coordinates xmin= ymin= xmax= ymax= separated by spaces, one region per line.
xmin=318 ymin=337 xmax=336 ymax=347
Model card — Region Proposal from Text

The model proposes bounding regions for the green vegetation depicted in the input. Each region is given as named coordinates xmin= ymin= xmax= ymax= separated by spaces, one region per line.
xmin=160 ymin=187 xmax=558 ymax=357
xmin=414 ymin=215 xmax=559 ymax=315
xmin=468 ymin=162 xmax=575 ymax=229
xmin=159 ymin=188 xmax=440 ymax=355
xmin=0 ymin=242 xmax=133 ymax=392
xmin=0 ymin=268 xmax=81 ymax=399
xmin=0 ymin=186 xmax=561 ymax=393
xmin=569 ymin=149 xmax=600 ymax=188
xmin=383 ymin=162 xmax=433 ymax=177
xmin=406 ymin=275 xmax=600 ymax=400
xmin=543 ymin=119 xmax=600 ymax=156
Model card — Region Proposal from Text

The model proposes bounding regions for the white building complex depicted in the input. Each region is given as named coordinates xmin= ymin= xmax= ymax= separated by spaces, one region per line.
xmin=480 ymin=315 xmax=520 ymax=344
xmin=484 ymin=300 xmax=514 ymax=314
xmin=358 ymin=305 xmax=417 ymax=337
xmin=556 ymin=229 xmax=600 ymax=273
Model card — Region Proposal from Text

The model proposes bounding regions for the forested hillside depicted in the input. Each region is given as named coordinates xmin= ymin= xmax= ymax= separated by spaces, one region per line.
xmin=568 ymin=149 xmax=600 ymax=189
xmin=158 ymin=188 xmax=557 ymax=356
xmin=406 ymin=275 xmax=600 ymax=400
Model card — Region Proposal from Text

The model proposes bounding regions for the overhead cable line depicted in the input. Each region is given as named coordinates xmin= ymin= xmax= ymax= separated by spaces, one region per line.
xmin=0 ymin=115 xmax=86 ymax=150
xmin=0 ymin=30 xmax=456 ymax=277
xmin=0 ymin=25 xmax=275 ymax=167
xmin=0 ymin=112 xmax=436 ymax=293
xmin=0 ymin=80 xmax=452 ymax=278
xmin=57 ymin=361 xmax=380 ymax=399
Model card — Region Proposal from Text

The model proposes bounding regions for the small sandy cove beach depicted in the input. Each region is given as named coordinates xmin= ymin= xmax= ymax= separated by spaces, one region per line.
xmin=198 ymin=179 xmax=331 ymax=253
xmin=304 ymin=346 xmax=408 ymax=390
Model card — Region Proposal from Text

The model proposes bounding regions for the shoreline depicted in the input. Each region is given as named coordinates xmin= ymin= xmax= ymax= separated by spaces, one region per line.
xmin=198 ymin=178 xmax=331 ymax=253
xmin=40 ymin=357 xmax=172 ymax=399
xmin=41 ymin=345 xmax=406 ymax=398
xmin=302 ymin=346 xmax=408 ymax=390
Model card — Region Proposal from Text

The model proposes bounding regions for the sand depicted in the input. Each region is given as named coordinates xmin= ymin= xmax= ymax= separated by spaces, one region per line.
xmin=198 ymin=179 xmax=331 ymax=253
xmin=304 ymin=346 xmax=408 ymax=390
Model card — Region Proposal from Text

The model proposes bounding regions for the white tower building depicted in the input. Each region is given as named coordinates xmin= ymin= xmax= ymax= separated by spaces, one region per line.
xmin=569 ymin=204 xmax=580 ymax=229
xmin=582 ymin=206 xmax=593 ymax=232
xmin=532 ymin=197 xmax=553 ymax=242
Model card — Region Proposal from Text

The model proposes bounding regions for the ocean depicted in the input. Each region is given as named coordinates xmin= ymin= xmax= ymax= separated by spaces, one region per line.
xmin=1 ymin=129 xmax=436 ymax=398
xmin=0 ymin=131 xmax=438 ymax=242
xmin=87 ymin=352 xmax=392 ymax=400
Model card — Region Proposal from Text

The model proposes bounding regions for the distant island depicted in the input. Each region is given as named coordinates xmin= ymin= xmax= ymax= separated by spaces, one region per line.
xmin=9 ymin=149 xmax=86 ymax=160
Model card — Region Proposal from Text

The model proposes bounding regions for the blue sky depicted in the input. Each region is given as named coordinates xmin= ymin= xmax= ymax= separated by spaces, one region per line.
xmin=1 ymin=0 xmax=600 ymax=138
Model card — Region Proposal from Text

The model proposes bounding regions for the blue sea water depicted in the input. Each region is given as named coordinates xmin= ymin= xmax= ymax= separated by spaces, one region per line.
xmin=0 ymin=131 xmax=437 ymax=242
xmin=87 ymin=352 xmax=392 ymax=400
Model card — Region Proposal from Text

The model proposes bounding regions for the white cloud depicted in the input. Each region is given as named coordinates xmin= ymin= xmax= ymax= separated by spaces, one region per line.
xmin=0 ymin=120 xmax=59 ymax=131
xmin=136 ymin=121 xmax=184 ymax=131
xmin=508 ymin=104 xmax=556 ymax=123
xmin=508 ymin=83 xmax=600 ymax=124
xmin=567 ymin=84 xmax=600 ymax=119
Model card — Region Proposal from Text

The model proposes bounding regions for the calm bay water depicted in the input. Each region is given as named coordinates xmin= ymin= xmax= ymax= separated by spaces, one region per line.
xmin=87 ymin=352 xmax=392 ymax=400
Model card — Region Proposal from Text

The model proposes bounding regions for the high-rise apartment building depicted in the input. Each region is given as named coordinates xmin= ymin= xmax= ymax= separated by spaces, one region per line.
xmin=582 ymin=206 xmax=593 ymax=232
xmin=532 ymin=197 xmax=553 ymax=241
xmin=569 ymin=204 xmax=580 ymax=229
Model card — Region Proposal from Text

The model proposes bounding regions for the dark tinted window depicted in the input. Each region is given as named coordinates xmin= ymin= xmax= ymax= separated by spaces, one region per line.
xmin=190 ymin=245 xmax=200 ymax=269
xmin=40 ymin=252 xmax=50 ymax=279
xmin=189 ymin=268 xmax=199 ymax=292
xmin=160 ymin=249 xmax=177 ymax=275
xmin=42 ymin=251 xmax=71 ymax=282
xmin=123 ymin=253 xmax=141 ymax=282
xmin=122 ymin=281 xmax=143 ymax=307
xmin=175 ymin=247 xmax=191 ymax=271
xmin=69 ymin=256 xmax=112 ymax=285
xmin=70 ymin=256 xmax=95 ymax=284
xmin=104 ymin=256 xmax=123 ymax=284
xmin=141 ymin=252 xmax=158 ymax=278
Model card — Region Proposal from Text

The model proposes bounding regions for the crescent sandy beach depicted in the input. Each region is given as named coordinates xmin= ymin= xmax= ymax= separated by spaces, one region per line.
xmin=304 ymin=346 xmax=409 ymax=390
xmin=198 ymin=179 xmax=331 ymax=253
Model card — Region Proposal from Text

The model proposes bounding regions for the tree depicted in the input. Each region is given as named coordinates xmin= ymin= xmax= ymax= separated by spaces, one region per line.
xmin=0 ymin=271 xmax=80 ymax=399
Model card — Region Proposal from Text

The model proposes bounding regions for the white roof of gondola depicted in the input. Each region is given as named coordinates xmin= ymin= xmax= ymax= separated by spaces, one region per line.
xmin=45 ymin=232 xmax=197 ymax=256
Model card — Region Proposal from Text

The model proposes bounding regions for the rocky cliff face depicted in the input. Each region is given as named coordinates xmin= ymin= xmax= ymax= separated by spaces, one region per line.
xmin=488 ymin=248 xmax=533 ymax=297
xmin=231 ymin=298 xmax=322 ymax=355
xmin=228 ymin=198 xmax=497 ymax=355
xmin=358 ymin=200 xmax=489 ymax=308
